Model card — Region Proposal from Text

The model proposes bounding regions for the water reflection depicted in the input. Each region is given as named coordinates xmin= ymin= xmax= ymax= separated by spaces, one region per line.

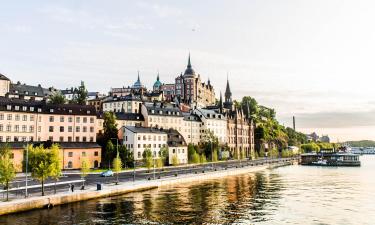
xmin=1 ymin=156 xmax=375 ymax=225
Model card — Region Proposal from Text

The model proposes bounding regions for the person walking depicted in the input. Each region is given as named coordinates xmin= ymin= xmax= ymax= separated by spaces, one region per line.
xmin=71 ymin=184 xmax=75 ymax=192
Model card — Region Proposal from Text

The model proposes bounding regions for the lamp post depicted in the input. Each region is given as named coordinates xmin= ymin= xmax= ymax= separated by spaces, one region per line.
xmin=25 ymin=146 xmax=28 ymax=198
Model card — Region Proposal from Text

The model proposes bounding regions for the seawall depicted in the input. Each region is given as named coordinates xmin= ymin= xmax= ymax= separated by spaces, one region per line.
xmin=0 ymin=159 xmax=295 ymax=216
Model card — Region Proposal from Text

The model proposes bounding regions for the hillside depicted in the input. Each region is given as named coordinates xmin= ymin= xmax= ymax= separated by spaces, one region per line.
xmin=347 ymin=140 xmax=375 ymax=148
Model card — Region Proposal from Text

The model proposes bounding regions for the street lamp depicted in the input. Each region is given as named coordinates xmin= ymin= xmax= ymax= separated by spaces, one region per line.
xmin=25 ymin=146 xmax=29 ymax=198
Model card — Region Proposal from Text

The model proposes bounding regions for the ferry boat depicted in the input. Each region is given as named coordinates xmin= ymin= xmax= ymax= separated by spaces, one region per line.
xmin=301 ymin=152 xmax=360 ymax=167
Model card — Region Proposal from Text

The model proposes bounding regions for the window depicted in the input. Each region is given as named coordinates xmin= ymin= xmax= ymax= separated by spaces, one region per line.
xmin=82 ymin=152 xmax=86 ymax=157
xmin=68 ymin=117 xmax=73 ymax=123
xmin=68 ymin=136 xmax=72 ymax=142
xmin=68 ymin=161 xmax=73 ymax=169
xmin=0 ymin=136 xmax=3 ymax=142
xmin=68 ymin=152 xmax=73 ymax=157
xmin=0 ymin=125 xmax=2 ymax=132
xmin=49 ymin=126 xmax=54 ymax=132
xmin=15 ymin=114 xmax=20 ymax=121
xmin=75 ymin=136 xmax=80 ymax=142
xmin=94 ymin=151 xmax=98 ymax=156
xmin=138 ymin=136 xmax=141 ymax=140
xmin=68 ymin=126 xmax=72 ymax=132
xmin=90 ymin=117 xmax=94 ymax=123
xmin=83 ymin=117 xmax=87 ymax=123
xmin=22 ymin=125 xmax=27 ymax=132
xmin=15 ymin=106 xmax=19 ymax=111
xmin=138 ymin=152 xmax=141 ymax=158
xmin=0 ymin=114 xmax=3 ymax=120
xmin=82 ymin=137 xmax=87 ymax=142
xmin=90 ymin=127 xmax=94 ymax=132
xmin=49 ymin=116 xmax=54 ymax=122
xmin=76 ymin=117 xmax=80 ymax=123
xmin=83 ymin=126 xmax=87 ymax=132
xmin=14 ymin=125 xmax=19 ymax=132
xmin=7 ymin=114 xmax=12 ymax=120
xmin=76 ymin=126 xmax=80 ymax=132
xmin=59 ymin=126 xmax=64 ymax=132
xmin=138 ymin=144 xmax=141 ymax=148
xmin=38 ymin=126 xmax=41 ymax=132
xmin=6 ymin=136 xmax=10 ymax=142
xmin=30 ymin=115 xmax=34 ymax=121
xmin=49 ymin=136 xmax=53 ymax=141
xmin=59 ymin=136 xmax=64 ymax=142
xmin=60 ymin=116 xmax=64 ymax=122
xmin=22 ymin=115 xmax=27 ymax=121
xmin=90 ymin=137 xmax=94 ymax=142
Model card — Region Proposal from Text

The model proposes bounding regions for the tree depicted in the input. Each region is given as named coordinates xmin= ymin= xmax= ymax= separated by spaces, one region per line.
xmin=0 ymin=144 xmax=16 ymax=201
xmin=172 ymin=155 xmax=179 ymax=166
xmin=212 ymin=150 xmax=218 ymax=162
xmin=200 ymin=154 xmax=207 ymax=164
xmin=142 ymin=148 xmax=153 ymax=172
xmin=28 ymin=145 xmax=54 ymax=196
xmin=159 ymin=146 xmax=168 ymax=167
xmin=49 ymin=144 xmax=62 ymax=194
xmin=80 ymin=157 xmax=90 ymax=189
xmin=188 ymin=144 xmax=196 ymax=162
xmin=301 ymin=143 xmax=320 ymax=153
xmin=48 ymin=91 xmax=66 ymax=104
xmin=72 ymin=81 xmax=88 ymax=105
xmin=105 ymin=140 xmax=115 ymax=168
xmin=112 ymin=153 xmax=122 ymax=185
xmin=191 ymin=152 xmax=200 ymax=164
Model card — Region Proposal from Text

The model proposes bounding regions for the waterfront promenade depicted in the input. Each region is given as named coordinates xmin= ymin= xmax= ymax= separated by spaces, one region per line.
xmin=0 ymin=157 xmax=297 ymax=216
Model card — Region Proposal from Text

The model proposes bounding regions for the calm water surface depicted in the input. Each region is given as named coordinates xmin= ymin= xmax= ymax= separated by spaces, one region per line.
xmin=1 ymin=156 xmax=375 ymax=225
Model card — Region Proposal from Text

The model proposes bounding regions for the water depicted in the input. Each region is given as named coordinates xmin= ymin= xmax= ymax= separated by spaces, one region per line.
xmin=1 ymin=156 xmax=375 ymax=225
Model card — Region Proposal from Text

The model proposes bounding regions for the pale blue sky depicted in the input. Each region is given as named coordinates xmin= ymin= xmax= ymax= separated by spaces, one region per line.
xmin=1 ymin=0 xmax=375 ymax=141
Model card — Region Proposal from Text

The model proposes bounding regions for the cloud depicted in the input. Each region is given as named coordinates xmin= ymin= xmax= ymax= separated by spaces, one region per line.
xmin=136 ymin=2 xmax=182 ymax=18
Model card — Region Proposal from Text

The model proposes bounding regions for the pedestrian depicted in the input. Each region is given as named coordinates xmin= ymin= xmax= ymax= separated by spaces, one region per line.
xmin=68 ymin=184 xmax=71 ymax=193
xmin=71 ymin=184 xmax=75 ymax=192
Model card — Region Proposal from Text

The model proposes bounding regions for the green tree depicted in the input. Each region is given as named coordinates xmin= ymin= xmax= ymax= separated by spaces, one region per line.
xmin=301 ymin=143 xmax=320 ymax=153
xmin=191 ymin=152 xmax=200 ymax=164
xmin=28 ymin=145 xmax=54 ymax=196
xmin=142 ymin=148 xmax=153 ymax=172
xmin=112 ymin=153 xmax=122 ymax=185
xmin=172 ymin=155 xmax=179 ymax=166
xmin=212 ymin=150 xmax=218 ymax=162
xmin=200 ymin=154 xmax=207 ymax=164
xmin=188 ymin=144 xmax=196 ymax=162
xmin=48 ymin=91 xmax=66 ymax=104
xmin=159 ymin=146 xmax=168 ymax=167
xmin=0 ymin=144 xmax=16 ymax=201
xmin=72 ymin=81 xmax=88 ymax=105
xmin=49 ymin=144 xmax=62 ymax=194
xmin=80 ymin=157 xmax=90 ymax=189
xmin=105 ymin=140 xmax=115 ymax=168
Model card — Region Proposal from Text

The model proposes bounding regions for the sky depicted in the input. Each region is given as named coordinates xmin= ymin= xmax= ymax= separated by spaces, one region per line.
xmin=1 ymin=0 xmax=375 ymax=141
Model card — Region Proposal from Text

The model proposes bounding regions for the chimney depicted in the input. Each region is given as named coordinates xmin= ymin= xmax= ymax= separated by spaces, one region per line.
xmin=293 ymin=116 xmax=296 ymax=131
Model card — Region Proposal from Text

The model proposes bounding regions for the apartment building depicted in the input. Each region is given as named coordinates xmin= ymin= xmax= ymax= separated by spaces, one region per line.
xmin=141 ymin=102 xmax=184 ymax=132
xmin=166 ymin=129 xmax=188 ymax=164
xmin=193 ymin=108 xmax=227 ymax=144
xmin=96 ymin=112 xmax=144 ymax=134
xmin=8 ymin=142 xmax=101 ymax=171
xmin=0 ymin=97 xmax=97 ymax=143
xmin=122 ymin=126 xmax=167 ymax=161
xmin=181 ymin=112 xmax=202 ymax=145
xmin=102 ymin=94 xmax=142 ymax=113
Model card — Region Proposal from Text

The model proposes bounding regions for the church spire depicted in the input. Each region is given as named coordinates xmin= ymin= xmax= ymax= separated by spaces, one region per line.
xmin=225 ymin=75 xmax=232 ymax=102
xmin=187 ymin=53 xmax=192 ymax=68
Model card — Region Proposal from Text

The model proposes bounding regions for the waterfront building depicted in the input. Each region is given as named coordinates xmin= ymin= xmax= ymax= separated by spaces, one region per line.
xmin=141 ymin=102 xmax=184 ymax=132
xmin=181 ymin=112 xmax=202 ymax=145
xmin=0 ymin=74 xmax=11 ymax=97
xmin=0 ymin=97 xmax=98 ymax=143
xmin=87 ymin=96 xmax=106 ymax=112
xmin=174 ymin=55 xmax=215 ymax=108
xmin=193 ymin=108 xmax=227 ymax=144
xmin=122 ymin=126 xmax=167 ymax=161
xmin=160 ymin=83 xmax=175 ymax=101
xmin=222 ymin=79 xmax=255 ymax=158
xmin=166 ymin=128 xmax=188 ymax=164
xmin=8 ymin=142 xmax=101 ymax=171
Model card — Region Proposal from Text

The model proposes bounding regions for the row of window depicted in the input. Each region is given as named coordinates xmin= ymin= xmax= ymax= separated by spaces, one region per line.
xmin=48 ymin=116 xmax=95 ymax=123
xmin=0 ymin=114 xmax=35 ymax=121
xmin=0 ymin=124 xmax=34 ymax=132
xmin=67 ymin=151 xmax=99 ymax=157
xmin=49 ymin=136 xmax=95 ymax=142
xmin=48 ymin=126 xmax=95 ymax=133
xmin=0 ymin=113 xmax=95 ymax=123
xmin=0 ymin=135 xmax=95 ymax=142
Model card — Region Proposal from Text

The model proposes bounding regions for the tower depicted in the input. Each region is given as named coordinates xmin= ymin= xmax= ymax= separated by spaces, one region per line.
xmin=224 ymin=76 xmax=233 ymax=110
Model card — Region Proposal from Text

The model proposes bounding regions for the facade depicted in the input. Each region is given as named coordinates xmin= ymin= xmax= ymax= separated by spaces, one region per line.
xmin=174 ymin=55 xmax=215 ymax=108
xmin=166 ymin=129 xmax=188 ymax=164
xmin=8 ymin=142 xmax=101 ymax=172
xmin=193 ymin=108 xmax=227 ymax=144
xmin=102 ymin=94 xmax=142 ymax=113
xmin=0 ymin=74 xmax=11 ymax=97
xmin=96 ymin=112 xmax=144 ymax=134
xmin=88 ymin=96 xmax=105 ymax=112
xmin=122 ymin=126 xmax=167 ymax=161
xmin=221 ymin=79 xmax=255 ymax=158
xmin=181 ymin=112 xmax=202 ymax=145
xmin=160 ymin=83 xmax=175 ymax=101
xmin=0 ymin=97 xmax=97 ymax=143
xmin=141 ymin=102 xmax=184 ymax=132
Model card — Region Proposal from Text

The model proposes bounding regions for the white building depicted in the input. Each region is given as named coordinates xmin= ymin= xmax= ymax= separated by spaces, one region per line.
xmin=122 ymin=126 xmax=168 ymax=161
xmin=103 ymin=95 xmax=142 ymax=113
xmin=193 ymin=108 xmax=227 ymax=144
xmin=181 ymin=112 xmax=202 ymax=145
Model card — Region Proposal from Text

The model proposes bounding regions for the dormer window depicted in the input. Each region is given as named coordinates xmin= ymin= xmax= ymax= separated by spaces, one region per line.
xmin=30 ymin=107 xmax=34 ymax=111
xmin=25 ymin=91 xmax=29 ymax=95
xmin=159 ymin=110 xmax=162 ymax=115
xmin=6 ymin=105 xmax=11 ymax=110
xmin=69 ymin=109 xmax=72 ymax=113
xmin=151 ymin=110 xmax=154 ymax=114
xmin=34 ymin=92 xmax=38 ymax=96
xmin=38 ymin=108 xmax=42 ymax=112
xmin=15 ymin=106 xmax=19 ymax=111
xmin=87 ymin=110 xmax=91 ymax=114
xmin=15 ymin=90 xmax=18 ymax=94
xmin=50 ymin=109 xmax=54 ymax=113
xmin=22 ymin=106 xmax=27 ymax=111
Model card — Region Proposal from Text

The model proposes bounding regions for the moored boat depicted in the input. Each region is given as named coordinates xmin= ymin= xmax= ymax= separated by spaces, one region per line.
xmin=301 ymin=152 xmax=360 ymax=167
